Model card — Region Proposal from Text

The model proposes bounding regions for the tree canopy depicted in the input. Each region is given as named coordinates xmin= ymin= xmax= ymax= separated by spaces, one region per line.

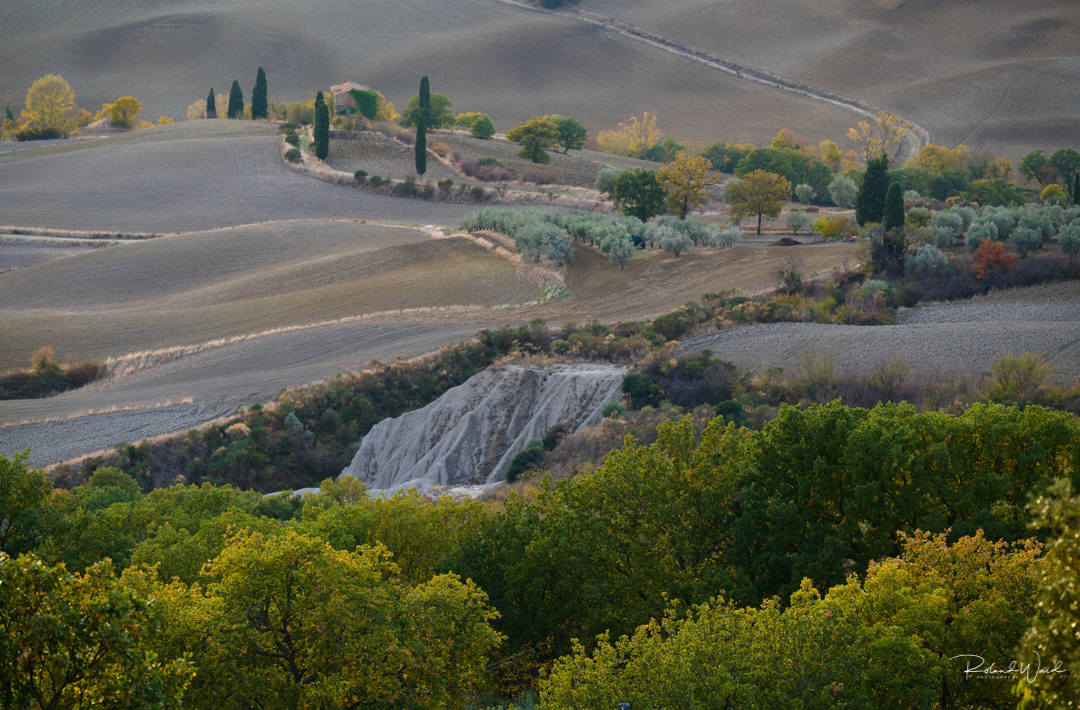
xmin=506 ymin=117 xmax=561 ymax=164
xmin=545 ymin=114 xmax=587 ymax=153
xmin=656 ymin=152 xmax=721 ymax=218
xmin=108 ymin=96 xmax=141 ymax=128
xmin=251 ymin=67 xmax=268 ymax=119
xmin=726 ymin=169 xmax=791 ymax=234
xmin=20 ymin=74 xmax=76 ymax=138
xmin=856 ymin=153 xmax=890 ymax=225
xmin=401 ymin=92 xmax=454 ymax=128
xmin=609 ymin=168 xmax=666 ymax=222
xmin=226 ymin=80 xmax=243 ymax=119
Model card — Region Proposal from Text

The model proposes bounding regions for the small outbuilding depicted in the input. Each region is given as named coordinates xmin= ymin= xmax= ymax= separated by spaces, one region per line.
xmin=330 ymin=82 xmax=370 ymax=113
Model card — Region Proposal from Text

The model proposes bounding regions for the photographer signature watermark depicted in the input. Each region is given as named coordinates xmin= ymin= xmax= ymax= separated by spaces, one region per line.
xmin=949 ymin=653 xmax=1067 ymax=683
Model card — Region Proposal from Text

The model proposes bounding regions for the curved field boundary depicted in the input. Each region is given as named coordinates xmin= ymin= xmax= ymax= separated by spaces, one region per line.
xmin=495 ymin=0 xmax=931 ymax=163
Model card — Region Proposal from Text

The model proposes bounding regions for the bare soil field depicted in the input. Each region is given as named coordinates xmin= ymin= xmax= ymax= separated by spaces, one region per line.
xmin=0 ymin=121 xmax=479 ymax=232
xmin=584 ymin=0 xmax=1080 ymax=160
xmin=0 ymin=220 xmax=538 ymax=373
xmin=683 ymin=281 xmax=1080 ymax=385
xmin=1 ymin=0 xmax=861 ymax=151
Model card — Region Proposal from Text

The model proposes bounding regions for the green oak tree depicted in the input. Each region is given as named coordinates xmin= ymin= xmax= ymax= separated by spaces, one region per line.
xmin=609 ymin=168 xmax=666 ymax=221
xmin=506 ymin=116 xmax=560 ymax=164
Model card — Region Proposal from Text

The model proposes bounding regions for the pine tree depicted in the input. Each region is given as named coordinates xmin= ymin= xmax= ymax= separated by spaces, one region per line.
xmin=206 ymin=88 xmax=216 ymax=119
xmin=856 ymin=153 xmax=890 ymax=225
xmin=251 ymin=67 xmax=268 ymax=119
xmin=415 ymin=76 xmax=429 ymax=175
xmin=314 ymin=91 xmax=329 ymax=160
xmin=227 ymin=80 xmax=244 ymax=119
xmin=883 ymin=181 xmax=905 ymax=231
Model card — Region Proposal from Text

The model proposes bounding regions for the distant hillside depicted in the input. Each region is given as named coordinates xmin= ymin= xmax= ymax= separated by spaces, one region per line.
xmin=0 ymin=0 xmax=864 ymax=150
xmin=585 ymin=0 xmax=1080 ymax=160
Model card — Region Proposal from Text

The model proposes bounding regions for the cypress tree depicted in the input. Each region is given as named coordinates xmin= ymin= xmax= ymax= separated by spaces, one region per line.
xmin=206 ymin=89 xmax=216 ymax=119
xmin=415 ymin=76 xmax=429 ymax=175
xmin=855 ymin=153 xmax=890 ymax=225
xmin=1073 ymin=173 xmax=1079 ymax=206
xmin=5 ymin=106 xmax=13 ymax=122
xmin=314 ymin=91 xmax=329 ymax=160
xmin=883 ymin=181 xmax=905 ymax=231
xmin=251 ymin=67 xmax=268 ymax=119
xmin=227 ymin=80 xmax=244 ymax=119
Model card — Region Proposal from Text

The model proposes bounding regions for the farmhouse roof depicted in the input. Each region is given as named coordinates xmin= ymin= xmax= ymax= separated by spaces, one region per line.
xmin=330 ymin=82 xmax=369 ymax=110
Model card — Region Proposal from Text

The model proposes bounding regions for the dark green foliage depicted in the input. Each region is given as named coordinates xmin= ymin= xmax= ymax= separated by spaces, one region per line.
xmin=645 ymin=135 xmax=685 ymax=163
xmin=284 ymin=131 xmax=299 ymax=147
xmin=1074 ymin=173 xmax=1079 ymax=205
xmin=393 ymin=179 xmax=418 ymax=197
xmin=547 ymin=115 xmax=587 ymax=153
xmin=314 ymin=91 xmax=329 ymax=160
xmin=354 ymin=169 xmax=367 ymax=180
xmin=0 ymin=358 xmax=103 ymax=400
xmin=699 ymin=141 xmax=751 ymax=173
xmin=624 ymin=350 xmax=737 ymax=410
xmin=284 ymin=148 xmax=302 ymax=163
xmin=621 ymin=373 xmax=659 ymax=410
xmin=470 ymin=186 xmax=485 ymax=200
xmin=415 ymin=77 xmax=429 ymax=175
xmin=891 ymin=167 xmax=970 ymax=201
xmin=347 ymin=88 xmax=378 ymax=121
xmin=506 ymin=439 xmax=546 ymax=483
xmin=251 ymin=67 xmax=268 ymax=119
xmin=855 ymin=153 xmax=890 ymax=225
xmin=206 ymin=88 xmax=216 ymax=119
xmin=5 ymin=106 xmax=13 ymax=122
xmin=226 ymin=80 xmax=243 ymax=119
xmin=609 ymin=168 xmax=666 ymax=221
xmin=883 ymin=181 xmax=905 ymax=231
xmin=15 ymin=126 xmax=64 ymax=141
xmin=735 ymin=147 xmax=832 ymax=200
xmin=471 ymin=115 xmax=495 ymax=140
xmin=0 ymin=451 xmax=54 ymax=558
xmin=1049 ymin=148 xmax=1080 ymax=185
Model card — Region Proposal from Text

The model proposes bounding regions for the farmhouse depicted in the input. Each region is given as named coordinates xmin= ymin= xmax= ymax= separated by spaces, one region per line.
xmin=330 ymin=82 xmax=369 ymax=113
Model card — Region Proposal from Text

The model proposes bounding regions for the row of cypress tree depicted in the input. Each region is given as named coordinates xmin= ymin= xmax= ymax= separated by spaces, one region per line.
xmin=205 ymin=67 xmax=268 ymax=121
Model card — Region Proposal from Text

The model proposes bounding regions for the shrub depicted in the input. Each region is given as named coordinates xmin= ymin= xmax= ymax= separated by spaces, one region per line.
xmin=505 ymin=439 xmax=546 ymax=483
xmin=594 ymin=168 xmax=621 ymax=194
xmin=906 ymin=207 xmax=932 ymax=229
xmin=284 ymin=131 xmax=299 ymax=147
xmin=1059 ymin=222 xmax=1080 ymax=257
xmin=279 ymin=122 xmax=299 ymax=132
xmin=1011 ymin=226 xmax=1043 ymax=258
xmin=521 ymin=168 xmax=552 ymax=185
xmin=973 ymin=239 xmax=1016 ymax=279
xmin=600 ymin=401 xmax=626 ymax=418
xmin=393 ymin=179 xmax=418 ymax=197
xmin=471 ymin=115 xmax=495 ymax=140
xmin=828 ymin=174 xmax=858 ymax=208
xmin=963 ymin=221 xmax=998 ymax=252
xmin=459 ymin=160 xmax=514 ymax=182
xmin=430 ymin=142 xmax=450 ymax=157
xmin=788 ymin=210 xmax=812 ymax=235
xmin=15 ymin=126 xmax=64 ymax=141
xmin=353 ymin=169 xmax=367 ymax=180
xmin=437 ymin=178 xmax=454 ymax=196
xmin=905 ymin=244 xmax=949 ymax=276
xmin=989 ymin=352 xmax=1051 ymax=402
xmin=794 ymin=183 xmax=816 ymax=204
xmin=369 ymin=175 xmax=383 ymax=186
xmin=470 ymin=186 xmax=486 ymax=201
xmin=813 ymin=215 xmax=855 ymax=240
xmin=284 ymin=148 xmax=302 ymax=163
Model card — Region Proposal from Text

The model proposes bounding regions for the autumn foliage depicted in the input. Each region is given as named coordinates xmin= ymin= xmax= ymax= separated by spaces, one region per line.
xmin=972 ymin=238 xmax=1016 ymax=279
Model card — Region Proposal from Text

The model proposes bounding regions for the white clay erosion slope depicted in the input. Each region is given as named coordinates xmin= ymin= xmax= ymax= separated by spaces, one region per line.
xmin=342 ymin=363 xmax=627 ymax=496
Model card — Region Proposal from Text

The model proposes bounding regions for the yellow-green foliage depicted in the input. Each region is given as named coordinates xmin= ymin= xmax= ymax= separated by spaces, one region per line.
xmin=813 ymin=214 xmax=856 ymax=239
